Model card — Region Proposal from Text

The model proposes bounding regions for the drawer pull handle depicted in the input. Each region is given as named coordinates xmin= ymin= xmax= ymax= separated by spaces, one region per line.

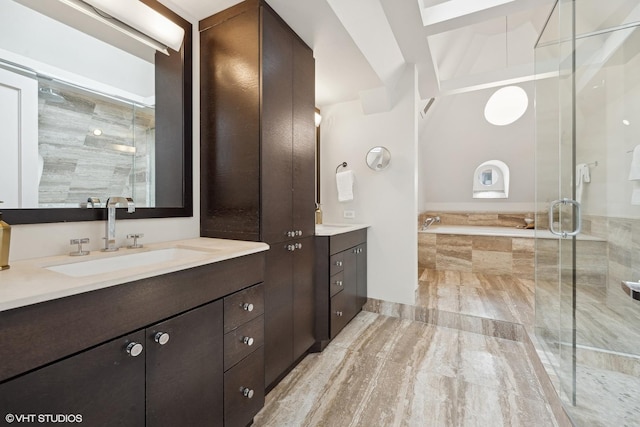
xmin=336 ymin=311 xmax=343 ymax=317
xmin=287 ymin=244 xmax=296 ymax=252
xmin=295 ymin=242 xmax=302 ymax=249
xmin=241 ymin=387 xmax=254 ymax=399
xmin=335 ymin=280 xmax=343 ymax=287
xmin=154 ymin=332 xmax=170 ymax=346
xmin=243 ymin=303 xmax=254 ymax=312
xmin=126 ymin=342 xmax=143 ymax=357
xmin=335 ymin=261 xmax=343 ymax=267
xmin=242 ymin=336 xmax=254 ymax=346
xmin=287 ymin=231 xmax=295 ymax=238
xmin=295 ymin=230 xmax=303 ymax=236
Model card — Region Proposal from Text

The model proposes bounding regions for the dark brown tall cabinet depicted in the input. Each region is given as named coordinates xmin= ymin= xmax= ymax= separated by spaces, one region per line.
xmin=200 ymin=0 xmax=316 ymax=390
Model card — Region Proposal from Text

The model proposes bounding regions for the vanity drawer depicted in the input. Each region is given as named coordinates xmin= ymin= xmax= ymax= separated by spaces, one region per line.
xmin=224 ymin=283 xmax=264 ymax=333
xmin=330 ymin=290 xmax=350 ymax=339
xmin=329 ymin=253 xmax=345 ymax=276
xmin=329 ymin=271 xmax=345 ymax=298
xmin=224 ymin=315 xmax=264 ymax=371
xmin=224 ymin=346 xmax=264 ymax=427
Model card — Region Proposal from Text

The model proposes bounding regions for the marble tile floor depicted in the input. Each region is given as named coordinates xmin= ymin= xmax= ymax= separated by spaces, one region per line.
xmin=416 ymin=269 xmax=535 ymax=329
xmin=254 ymin=311 xmax=558 ymax=427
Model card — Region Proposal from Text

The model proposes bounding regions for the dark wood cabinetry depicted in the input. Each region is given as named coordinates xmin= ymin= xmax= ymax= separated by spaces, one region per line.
xmin=0 ymin=253 xmax=266 ymax=427
xmin=146 ymin=302 xmax=224 ymax=427
xmin=315 ymin=229 xmax=368 ymax=351
xmin=264 ymin=236 xmax=315 ymax=387
xmin=0 ymin=332 xmax=146 ymax=427
xmin=200 ymin=0 xmax=316 ymax=391
xmin=200 ymin=0 xmax=315 ymax=243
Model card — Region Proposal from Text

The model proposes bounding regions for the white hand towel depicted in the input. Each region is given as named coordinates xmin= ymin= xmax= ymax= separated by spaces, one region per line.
xmin=575 ymin=163 xmax=590 ymax=203
xmin=632 ymin=182 xmax=640 ymax=205
xmin=336 ymin=170 xmax=354 ymax=202
xmin=629 ymin=145 xmax=640 ymax=180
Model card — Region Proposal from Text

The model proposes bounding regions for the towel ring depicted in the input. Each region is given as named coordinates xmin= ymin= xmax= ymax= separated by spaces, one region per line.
xmin=336 ymin=162 xmax=348 ymax=173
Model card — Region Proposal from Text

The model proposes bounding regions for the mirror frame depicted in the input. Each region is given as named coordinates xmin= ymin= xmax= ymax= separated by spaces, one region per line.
xmin=2 ymin=0 xmax=193 ymax=225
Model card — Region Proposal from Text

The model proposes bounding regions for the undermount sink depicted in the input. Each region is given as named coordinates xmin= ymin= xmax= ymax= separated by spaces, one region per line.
xmin=46 ymin=248 xmax=213 ymax=278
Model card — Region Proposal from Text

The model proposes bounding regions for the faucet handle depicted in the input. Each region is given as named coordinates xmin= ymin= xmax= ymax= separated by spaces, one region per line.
xmin=127 ymin=233 xmax=144 ymax=249
xmin=70 ymin=238 xmax=90 ymax=256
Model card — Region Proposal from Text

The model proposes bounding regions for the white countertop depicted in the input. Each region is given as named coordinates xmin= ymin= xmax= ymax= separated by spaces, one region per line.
xmin=315 ymin=223 xmax=370 ymax=236
xmin=0 ymin=238 xmax=269 ymax=312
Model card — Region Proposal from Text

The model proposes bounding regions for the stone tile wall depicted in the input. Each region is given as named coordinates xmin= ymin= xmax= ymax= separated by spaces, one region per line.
xmin=38 ymin=81 xmax=154 ymax=207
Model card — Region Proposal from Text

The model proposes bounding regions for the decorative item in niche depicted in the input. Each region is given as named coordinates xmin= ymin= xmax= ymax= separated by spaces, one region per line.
xmin=366 ymin=146 xmax=391 ymax=171
xmin=473 ymin=160 xmax=509 ymax=198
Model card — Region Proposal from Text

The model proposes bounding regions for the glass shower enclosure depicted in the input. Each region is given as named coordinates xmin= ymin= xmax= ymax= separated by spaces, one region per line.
xmin=535 ymin=0 xmax=640 ymax=425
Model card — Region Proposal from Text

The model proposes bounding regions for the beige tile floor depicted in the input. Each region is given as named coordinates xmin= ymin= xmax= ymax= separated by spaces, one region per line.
xmin=255 ymin=311 xmax=557 ymax=427
xmin=416 ymin=269 xmax=535 ymax=328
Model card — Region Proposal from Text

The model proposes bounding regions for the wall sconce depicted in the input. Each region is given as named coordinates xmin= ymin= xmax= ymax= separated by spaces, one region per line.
xmin=55 ymin=0 xmax=184 ymax=54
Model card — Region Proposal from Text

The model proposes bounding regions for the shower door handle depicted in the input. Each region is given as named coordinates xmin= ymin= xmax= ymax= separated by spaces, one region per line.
xmin=548 ymin=198 xmax=582 ymax=238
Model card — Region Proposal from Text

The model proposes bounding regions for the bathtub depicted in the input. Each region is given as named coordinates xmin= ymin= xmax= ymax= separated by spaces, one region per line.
xmin=418 ymin=225 xmax=603 ymax=241
xmin=418 ymin=225 xmax=604 ymax=276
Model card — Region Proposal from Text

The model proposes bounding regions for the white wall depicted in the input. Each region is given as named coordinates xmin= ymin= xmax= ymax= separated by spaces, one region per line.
xmin=418 ymin=82 xmax=536 ymax=212
xmin=9 ymin=18 xmax=200 ymax=262
xmin=320 ymin=66 xmax=418 ymax=306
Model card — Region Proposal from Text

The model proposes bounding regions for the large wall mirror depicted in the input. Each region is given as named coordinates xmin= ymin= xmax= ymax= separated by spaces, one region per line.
xmin=0 ymin=0 xmax=192 ymax=224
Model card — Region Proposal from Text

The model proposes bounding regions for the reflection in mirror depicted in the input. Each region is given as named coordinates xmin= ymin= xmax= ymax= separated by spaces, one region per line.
xmin=366 ymin=146 xmax=391 ymax=171
xmin=0 ymin=0 xmax=192 ymax=223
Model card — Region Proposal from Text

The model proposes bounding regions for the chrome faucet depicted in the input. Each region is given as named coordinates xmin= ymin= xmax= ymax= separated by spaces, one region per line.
xmin=102 ymin=197 xmax=135 ymax=252
xmin=422 ymin=216 xmax=440 ymax=230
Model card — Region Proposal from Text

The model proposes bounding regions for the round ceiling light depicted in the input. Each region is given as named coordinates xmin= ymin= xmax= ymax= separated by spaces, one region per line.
xmin=484 ymin=86 xmax=529 ymax=126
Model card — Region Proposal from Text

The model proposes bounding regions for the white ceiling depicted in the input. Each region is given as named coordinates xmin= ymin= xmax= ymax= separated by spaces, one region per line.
xmin=167 ymin=0 xmax=559 ymax=108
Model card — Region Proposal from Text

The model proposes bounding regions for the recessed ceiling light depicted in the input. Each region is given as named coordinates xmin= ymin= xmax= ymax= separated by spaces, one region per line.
xmin=93 ymin=129 xmax=103 ymax=136
xmin=484 ymin=86 xmax=528 ymax=126
xmin=623 ymin=119 xmax=630 ymax=126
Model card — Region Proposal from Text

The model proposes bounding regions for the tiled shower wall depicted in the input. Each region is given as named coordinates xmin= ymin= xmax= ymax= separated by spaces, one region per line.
xmin=38 ymin=82 xmax=154 ymax=207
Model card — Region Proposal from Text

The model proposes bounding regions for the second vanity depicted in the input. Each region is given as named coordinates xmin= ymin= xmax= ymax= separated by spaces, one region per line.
xmin=0 ymin=238 xmax=268 ymax=427
xmin=314 ymin=224 xmax=369 ymax=351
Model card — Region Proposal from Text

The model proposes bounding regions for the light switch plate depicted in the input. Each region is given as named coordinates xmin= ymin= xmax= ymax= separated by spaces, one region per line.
xmin=343 ymin=210 xmax=355 ymax=219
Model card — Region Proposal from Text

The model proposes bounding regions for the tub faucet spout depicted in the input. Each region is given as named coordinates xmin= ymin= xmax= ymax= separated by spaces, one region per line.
xmin=422 ymin=216 xmax=441 ymax=229
xmin=102 ymin=197 xmax=135 ymax=252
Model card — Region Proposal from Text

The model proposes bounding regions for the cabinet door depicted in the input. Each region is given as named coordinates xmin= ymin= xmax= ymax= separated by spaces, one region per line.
xmin=356 ymin=243 xmax=368 ymax=309
xmin=342 ymin=248 xmax=360 ymax=322
xmin=292 ymin=36 xmax=316 ymax=239
xmin=0 ymin=331 xmax=145 ymax=427
xmin=261 ymin=7 xmax=293 ymax=244
xmin=200 ymin=6 xmax=261 ymax=241
xmin=145 ymin=300 xmax=224 ymax=427
xmin=264 ymin=242 xmax=294 ymax=387
xmin=293 ymin=236 xmax=315 ymax=360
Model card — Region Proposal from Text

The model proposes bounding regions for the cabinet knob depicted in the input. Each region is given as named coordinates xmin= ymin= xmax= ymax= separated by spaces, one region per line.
xmin=335 ymin=261 xmax=343 ymax=267
xmin=243 ymin=303 xmax=254 ymax=312
xmin=287 ymin=244 xmax=296 ymax=252
xmin=295 ymin=230 xmax=303 ymax=236
xmin=295 ymin=242 xmax=302 ymax=249
xmin=335 ymin=280 xmax=343 ymax=287
xmin=242 ymin=336 xmax=254 ymax=346
xmin=241 ymin=387 xmax=254 ymax=399
xmin=126 ymin=342 xmax=143 ymax=357
xmin=154 ymin=332 xmax=170 ymax=345
xmin=336 ymin=311 xmax=343 ymax=317
xmin=286 ymin=231 xmax=295 ymax=238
